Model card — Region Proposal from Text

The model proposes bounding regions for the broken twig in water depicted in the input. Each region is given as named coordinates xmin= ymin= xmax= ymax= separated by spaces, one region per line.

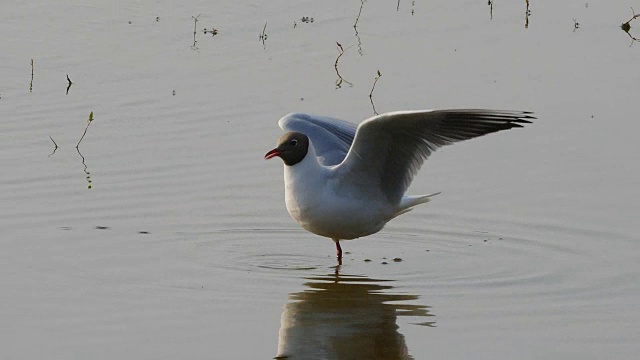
xmin=354 ymin=0 xmax=365 ymax=28
xmin=621 ymin=7 xmax=640 ymax=46
xmin=369 ymin=70 xmax=382 ymax=115
xmin=334 ymin=42 xmax=353 ymax=88
xmin=48 ymin=135 xmax=58 ymax=156
xmin=488 ymin=0 xmax=493 ymax=20
xmin=191 ymin=14 xmax=201 ymax=50
xmin=203 ymin=26 xmax=218 ymax=36
xmin=29 ymin=59 xmax=34 ymax=93
xmin=621 ymin=7 xmax=640 ymax=31
xmin=66 ymin=74 xmax=73 ymax=95
xmin=259 ymin=21 xmax=268 ymax=48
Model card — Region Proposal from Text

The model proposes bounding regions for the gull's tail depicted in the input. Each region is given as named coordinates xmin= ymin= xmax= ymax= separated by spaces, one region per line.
xmin=393 ymin=192 xmax=441 ymax=218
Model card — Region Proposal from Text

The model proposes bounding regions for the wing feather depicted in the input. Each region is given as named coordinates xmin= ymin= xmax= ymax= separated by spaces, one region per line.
xmin=336 ymin=109 xmax=534 ymax=204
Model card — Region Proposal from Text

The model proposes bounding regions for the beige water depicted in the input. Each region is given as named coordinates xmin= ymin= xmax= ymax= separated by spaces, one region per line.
xmin=1 ymin=1 xmax=639 ymax=359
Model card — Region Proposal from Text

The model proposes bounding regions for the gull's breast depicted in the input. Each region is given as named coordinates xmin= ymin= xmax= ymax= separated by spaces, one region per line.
xmin=286 ymin=183 xmax=390 ymax=240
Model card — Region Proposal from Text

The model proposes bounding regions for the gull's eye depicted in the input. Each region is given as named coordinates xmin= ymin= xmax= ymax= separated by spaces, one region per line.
xmin=289 ymin=139 xmax=298 ymax=146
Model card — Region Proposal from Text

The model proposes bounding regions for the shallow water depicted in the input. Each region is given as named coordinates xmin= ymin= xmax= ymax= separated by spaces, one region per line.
xmin=1 ymin=1 xmax=639 ymax=359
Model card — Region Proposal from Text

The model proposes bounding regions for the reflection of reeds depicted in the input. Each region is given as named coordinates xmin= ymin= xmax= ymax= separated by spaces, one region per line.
xmin=76 ymin=146 xmax=92 ymax=189
xmin=76 ymin=112 xmax=94 ymax=189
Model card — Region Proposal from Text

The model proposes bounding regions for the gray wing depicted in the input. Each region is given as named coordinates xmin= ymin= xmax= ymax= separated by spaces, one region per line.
xmin=279 ymin=112 xmax=357 ymax=166
xmin=336 ymin=109 xmax=535 ymax=204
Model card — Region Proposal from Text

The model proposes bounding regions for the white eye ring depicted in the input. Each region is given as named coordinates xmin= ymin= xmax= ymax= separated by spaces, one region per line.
xmin=289 ymin=139 xmax=298 ymax=146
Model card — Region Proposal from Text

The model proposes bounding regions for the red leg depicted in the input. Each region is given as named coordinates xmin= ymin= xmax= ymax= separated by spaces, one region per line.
xmin=335 ymin=240 xmax=342 ymax=262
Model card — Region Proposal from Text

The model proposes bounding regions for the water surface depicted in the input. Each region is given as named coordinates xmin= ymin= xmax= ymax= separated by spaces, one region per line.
xmin=1 ymin=1 xmax=639 ymax=359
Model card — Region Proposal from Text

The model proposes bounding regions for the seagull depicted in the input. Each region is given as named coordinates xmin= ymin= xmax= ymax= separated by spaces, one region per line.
xmin=265 ymin=110 xmax=534 ymax=262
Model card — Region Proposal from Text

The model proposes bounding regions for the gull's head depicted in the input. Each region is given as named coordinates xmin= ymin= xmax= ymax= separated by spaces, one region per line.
xmin=264 ymin=132 xmax=309 ymax=166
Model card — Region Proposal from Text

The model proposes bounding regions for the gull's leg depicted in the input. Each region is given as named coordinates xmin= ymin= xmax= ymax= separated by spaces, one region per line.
xmin=334 ymin=239 xmax=342 ymax=265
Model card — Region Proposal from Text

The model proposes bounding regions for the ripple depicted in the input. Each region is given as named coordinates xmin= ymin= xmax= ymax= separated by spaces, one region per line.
xmin=179 ymin=227 xmax=331 ymax=278
xmin=176 ymin=214 xmax=637 ymax=309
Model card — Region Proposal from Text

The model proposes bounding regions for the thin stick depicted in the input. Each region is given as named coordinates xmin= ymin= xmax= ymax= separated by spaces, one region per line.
xmin=621 ymin=7 xmax=640 ymax=46
xmin=66 ymin=74 xmax=73 ymax=95
xmin=30 ymin=59 xmax=34 ymax=93
xmin=354 ymin=0 xmax=365 ymax=29
xmin=369 ymin=70 xmax=382 ymax=115
xmin=191 ymin=14 xmax=201 ymax=50
xmin=525 ymin=0 xmax=531 ymax=29
xmin=334 ymin=42 xmax=353 ymax=88
xmin=353 ymin=1 xmax=365 ymax=55
xmin=489 ymin=0 xmax=493 ymax=20
xmin=625 ymin=7 xmax=640 ymax=24
xmin=48 ymin=135 xmax=58 ymax=156
xmin=77 ymin=111 xmax=94 ymax=148
xmin=621 ymin=7 xmax=640 ymax=31
xmin=260 ymin=21 xmax=268 ymax=48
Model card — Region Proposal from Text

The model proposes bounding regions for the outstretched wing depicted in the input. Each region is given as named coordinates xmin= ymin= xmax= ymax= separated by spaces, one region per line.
xmin=335 ymin=109 xmax=534 ymax=204
xmin=279 ymin=113 xmax=357 ymax=166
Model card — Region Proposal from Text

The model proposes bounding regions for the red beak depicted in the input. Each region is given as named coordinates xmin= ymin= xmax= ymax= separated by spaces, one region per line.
xmin=264 ymin=148 xmax=280 ymax=160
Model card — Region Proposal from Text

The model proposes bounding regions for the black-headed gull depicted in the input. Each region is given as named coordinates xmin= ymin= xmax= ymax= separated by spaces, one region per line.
xmin=265 ymin=110 xmax=534 ymax=262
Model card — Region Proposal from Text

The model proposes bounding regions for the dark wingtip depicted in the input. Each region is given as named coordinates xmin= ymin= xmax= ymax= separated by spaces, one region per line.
xmin=519 ymin=111 xmax=536 ymax=122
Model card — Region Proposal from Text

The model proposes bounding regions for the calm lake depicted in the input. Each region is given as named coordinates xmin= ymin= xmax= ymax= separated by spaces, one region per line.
xmin=1 ymin=1 xmax=639 ymax=359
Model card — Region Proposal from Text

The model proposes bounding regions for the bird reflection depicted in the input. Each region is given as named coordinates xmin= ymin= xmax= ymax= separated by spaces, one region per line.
xmin=276 ymin=268 xmax=434 ymax=359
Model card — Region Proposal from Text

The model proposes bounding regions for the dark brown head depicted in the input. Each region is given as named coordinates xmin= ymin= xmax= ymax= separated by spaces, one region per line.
xmin=264 ymin=132 xmax=309 ymax=166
